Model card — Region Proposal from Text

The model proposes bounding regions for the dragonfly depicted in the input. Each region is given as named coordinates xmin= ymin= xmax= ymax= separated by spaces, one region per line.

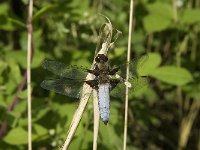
xmin=41 ymin=54 xmax=148 ymax=125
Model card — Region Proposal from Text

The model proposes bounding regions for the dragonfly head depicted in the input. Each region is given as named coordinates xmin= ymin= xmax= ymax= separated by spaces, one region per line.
xmin=95 ymin=54 xmax=108 ymax=63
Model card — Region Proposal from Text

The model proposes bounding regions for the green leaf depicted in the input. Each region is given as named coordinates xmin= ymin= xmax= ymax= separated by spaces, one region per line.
xmin=0 ymin=92 xmax=7 ymax=107
xmin=6 ymin=51 xmax=26 ymax=69
xmin=0 ymin=3 xmax=9 ymax=15
xmin=110 ymin=102 xmax=120 ymax=125
xmin=33 ymin=5 xmax=56 ymax=21
xmin=18 ymin=118 xmax=28 ymax=126
xmin=18 ymin=90 xmax=27 ymax=99
xmin=150 ymin=66 xmax=193 ymax=86
xmin=183 ymin=82 xmax=200 ymax=99
xmin=7 ymin=17 xmax=26 ymax=28
xmin=0 ymin=60 xmax=7 ymax=75
xmin=5 ymin=62 xmax=22 ymax=94
xmin=31 ymin=49 xmax=45 ymax=68
xmin=2 ymin=112 xmax=18 ymax=128
xmin=3 ymin=127 xmax=28 ymax=145
xmin=112 ymin=47 xmax=126 ymax=58
xmin=180 ymin=9 xmax=200 ymax=25
xmin=146 ymin=2 xmax=173 ymax=20
xmin=143 ymin=14 xmax=171 ymax=33
xmin=32 ymin=124 xmax=48 ymax=141
xmin=8 ymin=62 xmax=22 ymax=85
xmin=54 ymin=103 xmax=76 ymax=118
xmin=0 ymin=17 xmax=25 ymax=31
xmin=71 ymin=130 xmax=93 ymax=149
xmin=3 ymin=124 xmax=48 ymax=145
xmin=33 ymin=107 xmax=51 ymax=122
xmin=13 ymin=100 xmax=27 ymax=114
xmin=138 ymin=52 xmax=161 ymax=75
xmin=143 ymin=2 xmax=173 ymax=33
xmin=100 ymin=124 xmax=122 ymax=149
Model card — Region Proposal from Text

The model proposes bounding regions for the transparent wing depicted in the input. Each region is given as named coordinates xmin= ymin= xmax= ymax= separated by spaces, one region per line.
xmin=42 ymin=60 xmax=88 ymax=80
xmin=113 ymin=54 xmax=149 ymax=79
xmin=110 ymin=76 xmax=149 ymax=98
xmin=40 ymin=79 xmax=84 ymax=98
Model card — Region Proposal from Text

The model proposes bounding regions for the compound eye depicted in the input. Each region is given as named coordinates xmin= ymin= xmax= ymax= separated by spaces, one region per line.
xmin=96 ymin=54 xmax=108 ymax=62
xmin=95 ymin=56 xmax=100 ymax=63
xmin=103 ymin=56 xmax=108 ymax=62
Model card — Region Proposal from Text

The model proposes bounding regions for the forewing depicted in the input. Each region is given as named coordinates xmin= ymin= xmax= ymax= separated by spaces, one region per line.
xmin=40 ymin=79 xmax=84 ymax=98
xmin=42 ymin=60 xmax=88 ymax=80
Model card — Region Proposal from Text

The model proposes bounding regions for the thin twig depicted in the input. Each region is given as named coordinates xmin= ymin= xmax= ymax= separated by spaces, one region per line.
xmin=123 ymin=0 xmax=134 ymax=150
xmin=61 ymin=79 xmax=93 ymax=150
xmin=178 ymin=100 xmax=200 ymax=150
xmin=93 ymin=90 xmax=99 ymax=150
xmin=27 ymin=0 xmax=33 ymax=149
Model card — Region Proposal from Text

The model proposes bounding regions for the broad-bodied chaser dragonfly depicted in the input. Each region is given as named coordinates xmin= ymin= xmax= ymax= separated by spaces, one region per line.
xmin=41 ymin=54 xmax=148 ymax=124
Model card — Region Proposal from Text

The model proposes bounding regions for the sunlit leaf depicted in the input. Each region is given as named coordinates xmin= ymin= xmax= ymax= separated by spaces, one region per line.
xmin=100 ymin=124 xmax=122 ymax=149
xmin=143 ymin=14 xmax=171 ymax=33
xmin=0 ymin=3 xmax=9 ymax=15
xmin=6 ymin=51 xmax=26 ymax=69
xmin=180 ymin=9 xmax=200 ymax=25
xmin=9 ymin=62 xmax=22 ymax=84
xmin=3 ymin=127 xmax=28 ymax=145
xmin=0 ymin=60 xmax=7 ymax=75
xmin=32 ymin=107 xmax=51 ymax=122
xmin=18 ymin=90 xmax=27 ymax=99
xmin=33 ymin=4 xmax=56 ymax=21
xmin=146 ymin=2 xmax=173 ymax=20
xmin=32 ymin=49 xmax=45 ymax=68
xmin=150 ymin=66 xmax=193 ymax=86
xmin=143 ymin=2 xmax=173 ymax=33
xmin=138 ymin=52 xmax=161 ymax=75
xmin=32 ymin=124 xmax=49 ymax=141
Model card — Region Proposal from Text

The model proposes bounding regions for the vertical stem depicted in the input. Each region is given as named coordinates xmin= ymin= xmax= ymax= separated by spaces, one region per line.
xmin=146 ymin=34 xmax=153 ymax=52
xmin=93 ymin=90 xmax=99 ymax=150
xmin=198 ymin=129 xmax=200 ymax=150
xmin=123 ymin=0 xmax=134 ymax=150
xmin=27 ymin=0 xmax=33 ymax=149
xmin=172 ymin=0 xmax=178 ymax=22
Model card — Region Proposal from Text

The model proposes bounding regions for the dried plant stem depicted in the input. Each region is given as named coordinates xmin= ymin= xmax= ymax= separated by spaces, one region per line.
xmin=62 ymin=83 xmax=92 ymax=150
xmin=27 ymin=0 xmax=33 ymax=149
xmin=123 ymin=0 xmax=134 ymax=150
xmin=178 ymin=100 xmax=200 ymax=150
xmin=93 ymin=90 xmax=100 ymax=150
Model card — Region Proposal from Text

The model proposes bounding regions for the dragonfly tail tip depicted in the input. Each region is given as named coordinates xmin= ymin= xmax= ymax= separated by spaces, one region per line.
xmin=103 ymin=120 xmax=109 ymax=125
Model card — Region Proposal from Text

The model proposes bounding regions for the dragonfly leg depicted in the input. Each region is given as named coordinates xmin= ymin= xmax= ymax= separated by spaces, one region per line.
xmin=109 ymin=67 xmax=119 ymax=75
xmin=110 ymin=79 xmax=121 ymax=90
xmin=115 ymin=74 xmax=132 ymax=88
xmin=85 ymin=79 xmax=99 ymax=89
xmin=87 ymin=64 xmax=101 ymax=76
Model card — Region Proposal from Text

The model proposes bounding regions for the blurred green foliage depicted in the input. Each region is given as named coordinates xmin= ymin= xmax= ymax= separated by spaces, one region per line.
xmin=0 ymin=0 xmax=200 ymax=150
